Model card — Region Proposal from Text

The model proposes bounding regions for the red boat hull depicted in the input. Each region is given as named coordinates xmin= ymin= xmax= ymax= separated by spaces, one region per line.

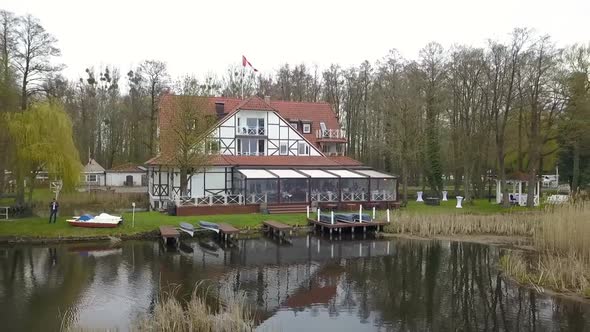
xmin=68 ymin=221 xmax=119 ymax=228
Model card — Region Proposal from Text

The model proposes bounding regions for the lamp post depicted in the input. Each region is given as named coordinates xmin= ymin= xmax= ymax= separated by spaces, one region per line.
xmin=132 ymin=202 xmax=136 ymax=228
xmin=488 ymin=169 xmax=492 ymax=203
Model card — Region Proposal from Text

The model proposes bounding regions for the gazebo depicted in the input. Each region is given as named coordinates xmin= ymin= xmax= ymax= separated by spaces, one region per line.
xmin=495 ymin=172 xmax=540 ymax=207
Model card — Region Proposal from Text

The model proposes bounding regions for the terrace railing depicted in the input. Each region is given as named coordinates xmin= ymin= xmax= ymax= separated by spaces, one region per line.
xmin=189 ymin=194 xmax=244 ymax=206
xmin=341 ymin=192 xmax=366 ymax=202
xmin=249 ymin=193 xmax=268 ymax=204
xmin=311 ymin=192 xmax=337 ymax=202
xmin=238 ymin=126 xmax=266 ymax=136
xmin=371 ymin=192 xmax=395 ymax=201
xmin=316 ymin=129 xmax=346 ymax=139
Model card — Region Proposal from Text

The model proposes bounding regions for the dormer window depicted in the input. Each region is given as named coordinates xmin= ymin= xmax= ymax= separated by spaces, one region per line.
xmin=302 ymin=123 xmax=311 ymax=134
xmin=290 ymin=122 xmax=298 ymax=130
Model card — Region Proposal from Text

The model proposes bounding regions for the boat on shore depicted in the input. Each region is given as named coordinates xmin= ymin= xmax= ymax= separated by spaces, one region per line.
xmin=67 ymin=213 xmax=122 ymax=228
xmin=199 ymin=221 xmax=220 ymax=233
xmin=179 ymin=222 xmax=195 ymax=236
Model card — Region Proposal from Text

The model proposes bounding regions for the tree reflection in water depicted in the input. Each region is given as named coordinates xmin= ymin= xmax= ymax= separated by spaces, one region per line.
xmin=0 ymin=238 xmax=588 ymax=331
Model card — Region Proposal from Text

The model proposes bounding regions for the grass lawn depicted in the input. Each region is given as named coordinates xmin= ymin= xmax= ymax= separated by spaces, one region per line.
xmin=0 ymin=199 xmax=537 ymax=239
xmin=0 ymin=211 xmax=309 ymax=239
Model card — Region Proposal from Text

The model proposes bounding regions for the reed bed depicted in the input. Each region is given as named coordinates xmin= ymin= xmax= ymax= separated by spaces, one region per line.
xmin=500 ymin=203 xmax=590 ymax=297
xmin=63 ymin=283 xmax=255 ymax=332
xmin=384 ymin=212 xmax=538 ymax=237
xmin=501 ymin=253 xmax=590 ymax=297
xmin=534 ymin=202 xmax=590 ymax=260
xmin=134 ymin=284 xmax=254 ymax=332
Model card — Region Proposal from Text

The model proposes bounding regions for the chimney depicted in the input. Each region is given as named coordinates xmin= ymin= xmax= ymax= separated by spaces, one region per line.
xmin=215 ymin=102 xmax=225 ymax=119
xmin=264 ymin=95 xmax=270 ymax=105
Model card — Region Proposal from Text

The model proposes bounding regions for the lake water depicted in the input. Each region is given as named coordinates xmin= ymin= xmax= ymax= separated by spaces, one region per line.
xmin=1 ymin=235 xmax=589 ymax=331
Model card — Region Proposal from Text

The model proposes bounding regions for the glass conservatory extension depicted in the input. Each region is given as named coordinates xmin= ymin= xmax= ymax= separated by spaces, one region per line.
xmin=232 ymin=168 xmax=397 ymax=204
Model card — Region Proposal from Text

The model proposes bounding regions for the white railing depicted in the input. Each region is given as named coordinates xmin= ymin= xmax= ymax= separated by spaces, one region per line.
xmin=371 ymin=192 xmax=395 ymax=201
xmin=311 ymin=192 xmax=337 ymax=202
xmin=316 ymin=129 xmax=346 ymax=139
xmin=190 ymin=194 xmax=245 ymax=206
xmin=238 ymin=126 xmax=266 ymax=136
xmin=236 ymin=151 xmax=265 ymax=156
xmin=341 ymin=192 xmax=365 ymax=201
xmin=249 ymin=193 xmax=268 ymax=204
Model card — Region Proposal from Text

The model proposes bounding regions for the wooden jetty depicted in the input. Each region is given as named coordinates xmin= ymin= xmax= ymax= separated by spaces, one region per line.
xmin=307 ymin=218 xmax=389 ymax=236
xmin=263 ymin=220 xmax=293 ymax=238
xmin=218 ymin=223 xmax=239 ymax=242
xmin=159 ymin=226 xmax=180 ymax=246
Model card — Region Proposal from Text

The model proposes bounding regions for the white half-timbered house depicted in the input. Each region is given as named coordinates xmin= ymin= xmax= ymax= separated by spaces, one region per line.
xmin=146 ymin=96 xmax=398 ymax=214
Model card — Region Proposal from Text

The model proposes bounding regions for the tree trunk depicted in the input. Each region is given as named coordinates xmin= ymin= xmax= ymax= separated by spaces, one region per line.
xmin=572 ymin=142 xmax=580 ymax=193
xmin=497 ymin=142 xmax=510 ymax=208
xmin=179 ymin=168 xmax=189 ymax=197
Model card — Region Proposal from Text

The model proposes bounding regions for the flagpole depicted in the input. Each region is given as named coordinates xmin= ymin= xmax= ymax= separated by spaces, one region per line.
xmin=241 ymin=65 xmax=245 ymax=99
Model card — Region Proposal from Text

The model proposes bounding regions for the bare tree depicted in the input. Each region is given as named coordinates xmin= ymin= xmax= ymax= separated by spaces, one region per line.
xmin=140 ymin=60 xmax=169 ymax=157
xmin=13 ymin=14 xmax=61 ymax=110
xmin=164 ymin=76 xmax=216 ymax=197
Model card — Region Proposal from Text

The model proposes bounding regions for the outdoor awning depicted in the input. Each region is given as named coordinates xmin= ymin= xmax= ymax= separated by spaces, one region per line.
xmin=267 ymin=169 xmax=307 ymax=178
xmin=326 ymin=169 xmax=367 ymax=178
xmin=297 ymin=169 xmax=338 ymax=178
xmin=355 ymin=169 xmax=396 ymax=178
xmin=237 ymin=169 xmax=277 ymax=179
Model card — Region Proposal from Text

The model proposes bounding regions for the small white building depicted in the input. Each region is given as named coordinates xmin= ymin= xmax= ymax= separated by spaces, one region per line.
xmin=81 ymin=158 xmax=106 ymax=187
xmin=105 ymin=164 xmax=147 ymax=187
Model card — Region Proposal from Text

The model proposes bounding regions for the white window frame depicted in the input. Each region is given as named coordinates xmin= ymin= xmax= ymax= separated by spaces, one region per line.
xmin=302 ymin=123 xmax=311 ymax=134
xmin=279 ymin=141 xmax=288 ymax=155
xmin=86 ymin=174 xmax=97 ymax=182
xmin=298 ymin=142 xmax=309 ymax=155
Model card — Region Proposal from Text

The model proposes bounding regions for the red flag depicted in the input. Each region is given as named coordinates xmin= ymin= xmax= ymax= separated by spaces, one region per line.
xmin=242 ymin=55 xmax=258 ymax=72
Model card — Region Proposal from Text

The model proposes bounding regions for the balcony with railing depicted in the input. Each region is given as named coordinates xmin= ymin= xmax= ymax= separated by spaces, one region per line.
xmin=316 ymin=129 xmax=346 ymax=141
xmin=237 ymin=126 xmax=266 ymax=136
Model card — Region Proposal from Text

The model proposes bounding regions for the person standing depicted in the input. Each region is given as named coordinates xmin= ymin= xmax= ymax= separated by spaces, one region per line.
xmin=49 ymin=198 xmax=59 ymax=224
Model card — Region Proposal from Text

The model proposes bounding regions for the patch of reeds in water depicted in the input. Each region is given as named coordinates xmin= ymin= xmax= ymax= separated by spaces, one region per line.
xmin=534 ymin=202 xmax=590 ymax=260
xmin=384 ymin=212 xmax=537 ymax=237
xmin=501 ymin=202 xmax=590 ymax=297
xmin=63 ymin=283 xmax=255 ymax=332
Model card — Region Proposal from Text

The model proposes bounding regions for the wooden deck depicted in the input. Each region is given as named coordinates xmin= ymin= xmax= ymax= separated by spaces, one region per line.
xmin=159 ymin=226 xmax=180 ymax=246
xmin=263 ymin=220 xmax=293 ymax=238
xmin=307 ymin=218 xmax=389 ymax=235
xmin=218 ymin=223 xmax=239 ymax=241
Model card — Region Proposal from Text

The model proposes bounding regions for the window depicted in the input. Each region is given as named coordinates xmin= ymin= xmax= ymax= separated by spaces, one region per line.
xmin=290 ymin=122 xmax=298 ymax=130
xmin=208 ymin=140 xmax=220 ymax=154
xmin=279 ymin=142 xmax=288 ymax=155
xmin=86 ymin=174 xmax=97 ymax=182
xmin=238 ymin=138 xmax=265 ymax=155
xmin=240 ymin=117 xmax=265 ymax=135
xmin=319 ymin=122 xmax=328 ymax=137
xmin=298 ymin=142 xmax=309 ymax=155
xmin=302 ymin=123 xmax=311 ymax=134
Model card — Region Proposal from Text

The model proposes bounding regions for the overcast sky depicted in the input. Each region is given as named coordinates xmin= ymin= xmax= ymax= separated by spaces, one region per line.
xmin=3 ymin=0 xmax=589 ymax=81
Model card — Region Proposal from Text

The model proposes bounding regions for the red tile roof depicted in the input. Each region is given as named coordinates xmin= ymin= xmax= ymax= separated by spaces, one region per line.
xmin=269 ymin=100 xmax=340 ymax=146
xmin=145 ymin=154 xmax=365 ymax=167
xmin=158 ymin=95 xmax=341 ymax=148
xmin=108 ymin=163 xmax=145 ymax=173
xmin=151 ymin=95 xmax=357 ymax=168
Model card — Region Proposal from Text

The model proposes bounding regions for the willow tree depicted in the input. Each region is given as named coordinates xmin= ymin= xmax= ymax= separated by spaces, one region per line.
xmin=7 ymin=102 xmax=81 ymax=204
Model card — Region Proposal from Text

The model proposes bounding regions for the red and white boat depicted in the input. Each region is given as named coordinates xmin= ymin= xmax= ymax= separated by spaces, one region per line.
xmin=67 ymin=213 xmax=122 ymax=228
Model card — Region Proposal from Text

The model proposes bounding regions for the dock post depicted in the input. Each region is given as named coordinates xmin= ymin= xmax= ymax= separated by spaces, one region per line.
xmin=331 ymin=211 xmax=334 ymax=225
xmin=307 ymin=205 xmax=310 ymax=218
xmin=372 ymin=206 xmax=376 ymax=220
xmin=387 ymin=209 xmax=390 ymax=223
xmin=359 ymin=205 xmax=363 ymax=223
